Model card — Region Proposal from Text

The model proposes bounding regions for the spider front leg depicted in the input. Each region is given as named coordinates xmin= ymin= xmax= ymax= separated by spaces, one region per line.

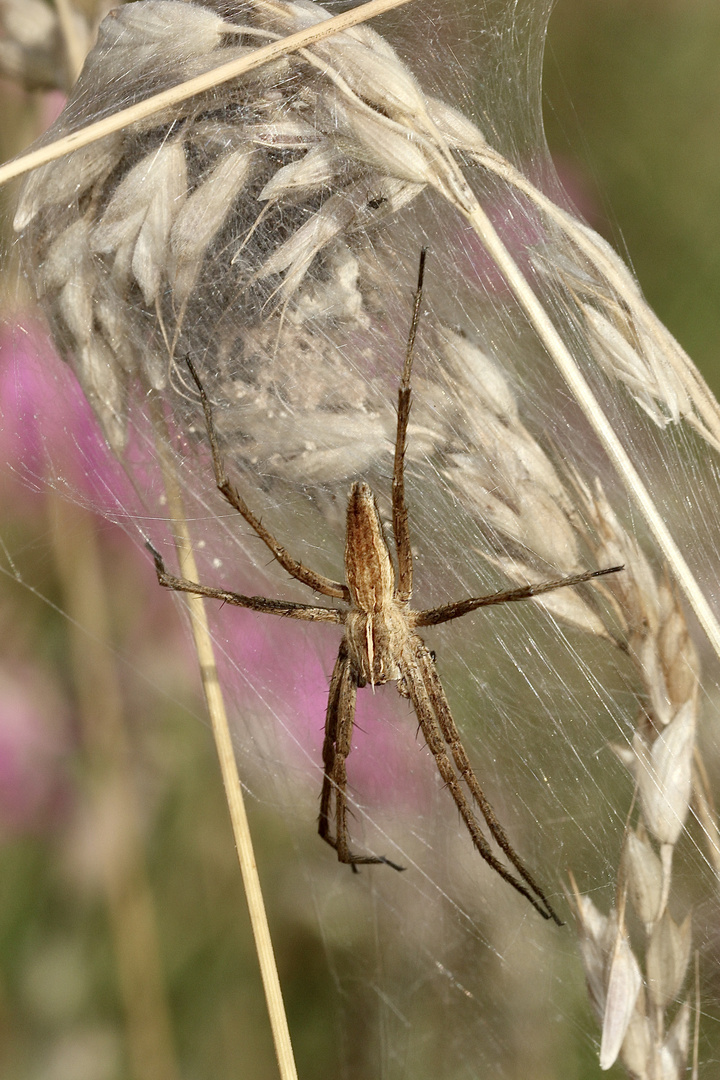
xmin=391 ymin=247 xmax=426 ymax=603
xmin=185 ymin=356 xmax=349 ymax=602
xmin=319 ymin=644 xmax=404 ymax=872
xmin=411 ymin=565 xmax=623 ymax=628
xmin=147 ymin=542 xmax=343 ymax=622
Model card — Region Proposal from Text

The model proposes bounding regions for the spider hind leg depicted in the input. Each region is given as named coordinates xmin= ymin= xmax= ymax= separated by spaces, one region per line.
xmin=400 ymin=636 xmax=563 ymax=925
xmin=319 ymin=645 xmax=405 ymax=873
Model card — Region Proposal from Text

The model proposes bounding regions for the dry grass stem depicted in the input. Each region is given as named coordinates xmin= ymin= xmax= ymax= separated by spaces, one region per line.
xmin=468 ymin=150 xmax=720 ymax=450
xmin=149 ymin=403 xmax=299 ymax=1080
xmin=459 ymin=199 xmax=720 ymax=665
xmin=52 ymin=0 xmax=89 ymax=85
xmin=0 ymin=0 xmax=72 ymax=90
xmin=0 ymin=0 xmax=414 ymax=187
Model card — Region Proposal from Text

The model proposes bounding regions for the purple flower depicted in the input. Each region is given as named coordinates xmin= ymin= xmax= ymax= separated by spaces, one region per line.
xmin=0 ymin=665 xmax=70 ymax=836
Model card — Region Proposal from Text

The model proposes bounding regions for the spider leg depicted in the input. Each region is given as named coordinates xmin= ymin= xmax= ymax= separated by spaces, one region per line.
xmin=411 ymin=564 xmax=624 ymax=628
xmin=148 ymin=542 xmax=343 ymax=622
xmin=391 ymin=248 xmax=426 ymax=603
xmin=414 ymin=642 xmax=562 ymax=924
xmin=399 ymin=637 xmax=562 ymax=924
xmin=319 ymin=643 xmax=404 ymax=871
xmin=186 ymin=356 xmax=350 ymax=603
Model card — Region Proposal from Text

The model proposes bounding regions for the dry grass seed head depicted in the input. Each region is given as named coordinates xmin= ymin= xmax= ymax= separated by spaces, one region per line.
xmin=600 ymin=926 xmax=643 ymax=1070
xmin=623 ymin=829 xmax=664 ymax=926
xmin=16 ymin=0 xmax=476 ymax=458
xmin=646 ymin=910 xmax=692 ymax=1012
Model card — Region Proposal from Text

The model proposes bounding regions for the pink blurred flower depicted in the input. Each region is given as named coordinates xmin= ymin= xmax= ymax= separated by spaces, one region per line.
xmin=0 ymin=322 xmax=428 ymax=825
xmin=214 ymin=603 xmax=431 ymax=815
xmin=0 ymin=322 xmax=136 ymax=513
xmin=0 ymin=664 xmax=70 ymax=836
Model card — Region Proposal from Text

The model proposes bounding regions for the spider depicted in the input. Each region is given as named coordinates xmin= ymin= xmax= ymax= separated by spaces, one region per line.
xmin=149 ymin=251 xmax=622 ymax=924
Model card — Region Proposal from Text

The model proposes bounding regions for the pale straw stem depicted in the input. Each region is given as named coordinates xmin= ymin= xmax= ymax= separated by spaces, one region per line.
xmin=48 ymin=490 xmax=181 ymax=1080
xmin=150 ymin=405 xmax=299 ymax=1080
xmin=53 ymin=0 xmax=87 ymax=85
xmin=0 ymin=0 xmax=413 ymax=188
xmin=477 ymin=152 xmax=720 ymax=446
xmin=463 ymin=199 xmax=720 ymax=663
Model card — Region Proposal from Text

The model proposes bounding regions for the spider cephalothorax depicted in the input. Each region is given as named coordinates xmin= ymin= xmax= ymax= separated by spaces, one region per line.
xmin=343 ymin=483 xmax=409 ymax=687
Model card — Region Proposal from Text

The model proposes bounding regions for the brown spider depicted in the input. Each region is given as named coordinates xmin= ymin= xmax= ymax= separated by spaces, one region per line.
xmin=149 ymin=251 xmax=622 ymax=924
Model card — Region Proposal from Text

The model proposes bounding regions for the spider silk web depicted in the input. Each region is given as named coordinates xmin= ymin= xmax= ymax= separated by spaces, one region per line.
xmin=3 ymin=1 xmax=720 ymax=1077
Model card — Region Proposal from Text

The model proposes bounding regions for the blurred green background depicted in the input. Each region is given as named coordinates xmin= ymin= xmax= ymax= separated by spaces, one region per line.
xmin=544 ymin=0 xmax=720 ymax=396
xmin=1 ymin=1 xmax=720 ymax=1078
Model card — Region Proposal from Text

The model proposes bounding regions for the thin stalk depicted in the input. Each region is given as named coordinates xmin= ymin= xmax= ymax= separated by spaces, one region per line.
xmin=53 ymin=0 xmax=86 ymax=85
xmin=48 ymin=490 xmax=180 ymax=1080
xmin=462 ymin=198 xmax=720 ymax=663
xmin=0 ymin=0 xmax=413 ymax=188
xmin=150 ymin=402 xmax=299 ymax=1080
xmin=475 ymin=149 xmax=720 ymax=448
